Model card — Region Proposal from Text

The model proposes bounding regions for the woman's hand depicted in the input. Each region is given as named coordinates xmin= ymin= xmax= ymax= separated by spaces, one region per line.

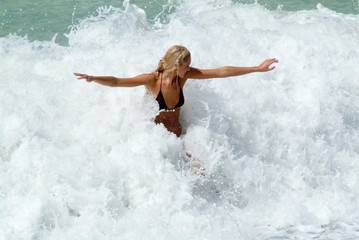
xmin=74 ymin=73 xmax=93 ymax=82
xmin=257 ymin=58 xmax=278 ymax=72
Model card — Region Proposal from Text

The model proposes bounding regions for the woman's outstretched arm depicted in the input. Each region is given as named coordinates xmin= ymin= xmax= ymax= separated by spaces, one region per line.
xmin=186 ymin=58 xmax=278 ymax=79
xmin=74 ymin=73 xmax=155 ymax=87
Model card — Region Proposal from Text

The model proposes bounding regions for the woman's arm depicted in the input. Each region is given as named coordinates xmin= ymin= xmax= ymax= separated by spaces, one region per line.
xmin=186 ymin=58 xmax=278 ymax=79
xmin=73 ymin=73 xmax=155 ymax=87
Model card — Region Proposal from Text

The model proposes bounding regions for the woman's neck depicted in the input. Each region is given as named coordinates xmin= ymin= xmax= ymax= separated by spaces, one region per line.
xmin=163 ymin=71 xmax=179 ymax=86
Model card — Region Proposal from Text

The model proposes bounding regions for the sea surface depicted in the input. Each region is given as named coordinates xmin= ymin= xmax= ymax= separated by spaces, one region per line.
xmin=1 ymin=0 xmax=359 ymax=239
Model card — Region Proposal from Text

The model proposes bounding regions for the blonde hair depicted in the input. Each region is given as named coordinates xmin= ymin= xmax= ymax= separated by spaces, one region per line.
xmin=156 ymin=45 xmax=191 ymax=73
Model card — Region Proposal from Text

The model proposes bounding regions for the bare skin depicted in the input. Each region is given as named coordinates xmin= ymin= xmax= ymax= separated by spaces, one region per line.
xmin=74 ymin=57 xmax=278 ymax=137
xmin=74 ymin=57 xmax=277 ymax=175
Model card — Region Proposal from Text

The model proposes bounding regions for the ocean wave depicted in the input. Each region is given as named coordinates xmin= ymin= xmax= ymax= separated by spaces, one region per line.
xmin=1 ymin=1 xmax=359 ymax=239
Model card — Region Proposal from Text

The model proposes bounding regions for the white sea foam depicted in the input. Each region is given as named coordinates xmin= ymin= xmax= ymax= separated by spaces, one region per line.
xmin=1 ymin=1 xmax=359 ymax=239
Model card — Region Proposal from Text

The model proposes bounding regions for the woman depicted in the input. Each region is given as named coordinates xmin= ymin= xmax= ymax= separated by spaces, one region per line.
xmin=74 ymin=45 xmax=277 ymax=137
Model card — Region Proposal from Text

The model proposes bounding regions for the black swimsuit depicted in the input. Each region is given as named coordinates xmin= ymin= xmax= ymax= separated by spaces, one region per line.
xmin=155 ymin=74 xmax=185 ymax=110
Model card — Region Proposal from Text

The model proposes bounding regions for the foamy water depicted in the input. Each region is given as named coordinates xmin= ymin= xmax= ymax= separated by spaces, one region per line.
xmin=1 ymin=1 xmax=359 ymax=239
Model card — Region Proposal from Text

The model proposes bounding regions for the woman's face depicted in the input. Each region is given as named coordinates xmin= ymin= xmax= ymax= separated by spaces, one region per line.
xmin=177 ymin=56 xmax=191 ymax=78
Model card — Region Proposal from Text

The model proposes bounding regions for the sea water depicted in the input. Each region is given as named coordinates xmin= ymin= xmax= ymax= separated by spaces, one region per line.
xmin=1 ymin=0 xmax=359 ymax=239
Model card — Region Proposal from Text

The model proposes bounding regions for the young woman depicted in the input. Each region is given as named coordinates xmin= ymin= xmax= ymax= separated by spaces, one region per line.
xmin=74 ymin=45 xmax=278 ymax=137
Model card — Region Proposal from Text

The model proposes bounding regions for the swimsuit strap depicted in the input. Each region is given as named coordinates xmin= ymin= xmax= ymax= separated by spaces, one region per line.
xmin=160 ymin=72 xmax=163 ymax=90
xmin=156 ymin=73 xmax=168 ymax=110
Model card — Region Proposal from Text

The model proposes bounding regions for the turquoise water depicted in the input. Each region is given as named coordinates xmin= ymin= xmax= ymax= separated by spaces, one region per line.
xmin=1 ymin=0 xmax=358 ymax=45
xmin=2 ymin=0 xmax=359 ymax=239
xmin=0 ymin=0 xmax=169 ymax=44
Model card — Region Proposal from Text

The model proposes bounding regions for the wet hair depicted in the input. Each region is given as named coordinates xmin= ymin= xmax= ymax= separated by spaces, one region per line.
xmin=156 ymin=45 xmax=191 ymax=73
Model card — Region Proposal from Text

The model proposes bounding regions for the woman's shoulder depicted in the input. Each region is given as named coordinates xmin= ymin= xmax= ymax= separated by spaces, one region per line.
xmin=142 ymin=71 xmax=160 ymax=89
xmin=149 ymin=71 xmax=160 ymax=82
xmin=135 ymin=71 xmax=158 ymax=82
